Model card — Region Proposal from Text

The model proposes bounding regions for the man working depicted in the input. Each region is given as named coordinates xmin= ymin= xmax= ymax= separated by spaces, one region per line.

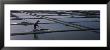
xmin=34 ymin=20 xmax=40 ymax=30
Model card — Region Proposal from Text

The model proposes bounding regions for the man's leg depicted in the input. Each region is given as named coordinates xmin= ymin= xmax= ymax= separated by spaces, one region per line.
xmin=34 ymin=25 xmax=36 ymax=29
xmin=36 ymin=26 xmax=40 ymax=30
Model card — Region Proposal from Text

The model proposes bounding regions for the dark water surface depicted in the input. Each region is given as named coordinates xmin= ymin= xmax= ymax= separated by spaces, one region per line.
xmin=10 ymin=12 xmax=100 ymax=40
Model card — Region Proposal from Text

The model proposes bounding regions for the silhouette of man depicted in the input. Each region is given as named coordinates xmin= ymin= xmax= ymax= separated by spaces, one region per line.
xmin=34 ymin=20 xmax=40 ymax=29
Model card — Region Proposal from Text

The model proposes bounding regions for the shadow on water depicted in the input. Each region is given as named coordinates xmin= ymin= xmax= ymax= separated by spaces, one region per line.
xmin=33 ymin=34 xmax=39 ymax=40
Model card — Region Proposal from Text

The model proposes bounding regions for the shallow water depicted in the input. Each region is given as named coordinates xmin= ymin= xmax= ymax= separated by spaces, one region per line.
xmin=10 ymin=13 xmax=100 ymax=40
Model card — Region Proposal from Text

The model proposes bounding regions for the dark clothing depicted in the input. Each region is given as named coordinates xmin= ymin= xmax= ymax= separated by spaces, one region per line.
xmin=34 ymin=20 xmax=40 ymax=29
xmin=34 ymin=24 xmax=39 ymax=29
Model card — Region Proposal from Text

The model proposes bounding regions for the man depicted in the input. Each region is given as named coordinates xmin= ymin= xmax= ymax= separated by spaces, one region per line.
xmin=34 ymin=20 xmax=40 ymax=30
